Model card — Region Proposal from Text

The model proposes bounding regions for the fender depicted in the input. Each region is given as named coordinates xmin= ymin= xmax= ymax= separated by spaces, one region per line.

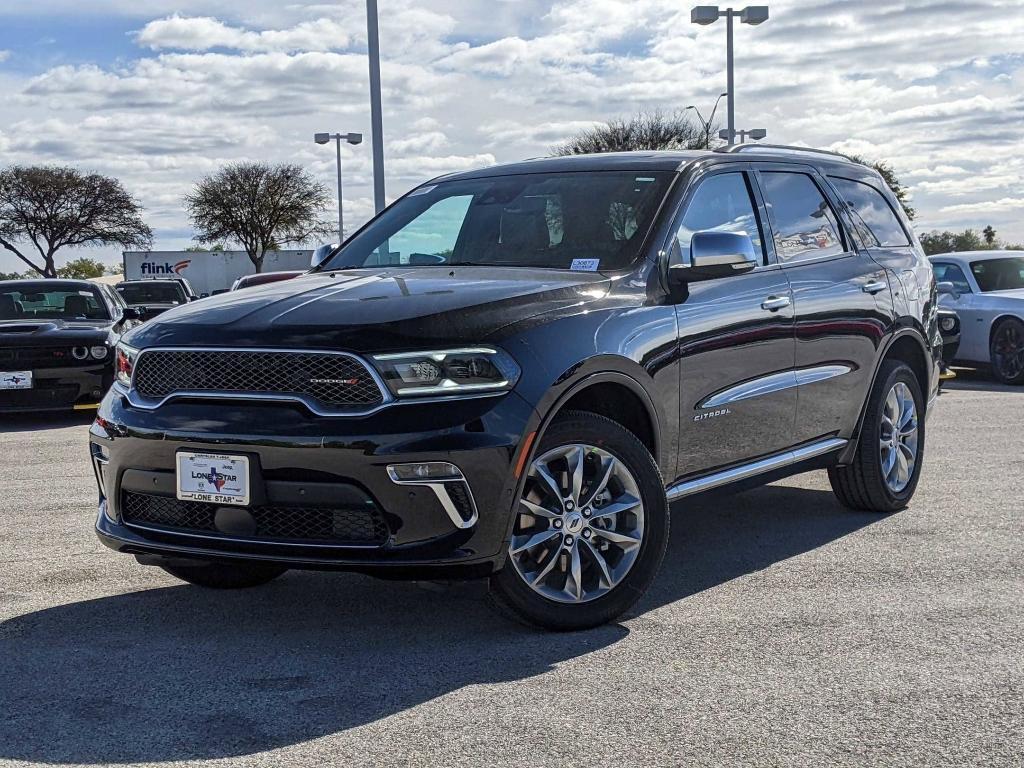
xmin=494 ymin=368 xmax=664 ymax=569
xmin=837 ymin=324 xmax=933 ymax=466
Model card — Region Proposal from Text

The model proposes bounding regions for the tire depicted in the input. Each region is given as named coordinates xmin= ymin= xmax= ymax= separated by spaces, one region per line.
xmin=490 ymin=410 xmax=669 ymax=630
xmin=990 ymin=317 xmax=1024 ymax=385
xmin=829 ymin=360 xmax=925 ymax=513
xmin=161 ymin=561 xmax=288 ymax=589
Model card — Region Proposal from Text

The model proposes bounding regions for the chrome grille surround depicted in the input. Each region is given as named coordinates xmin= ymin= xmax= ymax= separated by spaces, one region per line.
xmin=126 ymin=347 xmax=390 ymax=416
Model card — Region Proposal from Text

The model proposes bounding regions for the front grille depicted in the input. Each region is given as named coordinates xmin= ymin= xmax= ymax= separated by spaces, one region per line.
xmin=121 ymin=491 xmax=389 ymax=545
xmin=0 ymin=346 xmax=92 ymax=368
xmin=132 ymin=349 xmax=384 ymax=412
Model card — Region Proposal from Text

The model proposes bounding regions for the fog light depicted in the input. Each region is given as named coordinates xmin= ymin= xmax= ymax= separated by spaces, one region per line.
xmin=387 ymin=462 xmax=461 ymax=482
xmin=939 ymin=317 xmax=956 ymax=332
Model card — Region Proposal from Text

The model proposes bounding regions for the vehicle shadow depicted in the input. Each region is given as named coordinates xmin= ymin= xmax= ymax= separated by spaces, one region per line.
xmin=0 ymin=410 xmax=94 ymax=434
xmin=0 ymin=484 xmax=879 ymax=764
xmin=942 ymin=367 xmax=1021 ymax=394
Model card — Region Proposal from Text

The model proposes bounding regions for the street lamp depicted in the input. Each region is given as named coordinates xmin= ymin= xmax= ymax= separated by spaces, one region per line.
xmin=691 ymin=5 xmax=769 ymax=144
xmin=366 ymin=0 xmax=386 ymax=214
xmin=686 ymin=92 xmax=728 ymax=148
xmin=718 ymin=127 xmax=767 ymax=143
xmin=314 ymin=131 xmax=363 ymax=241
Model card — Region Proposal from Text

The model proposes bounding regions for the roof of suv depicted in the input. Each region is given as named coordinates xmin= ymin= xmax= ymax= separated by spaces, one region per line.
xmin=434 ymin=147 xmax=861 ymax=183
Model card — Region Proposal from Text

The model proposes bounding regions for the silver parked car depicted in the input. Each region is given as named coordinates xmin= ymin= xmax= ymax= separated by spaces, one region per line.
xmin=930 ymin=251 xmax=1024 ymax=384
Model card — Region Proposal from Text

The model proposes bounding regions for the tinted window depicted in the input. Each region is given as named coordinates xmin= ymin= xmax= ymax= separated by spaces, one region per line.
xmin=324 ymin=171 xmax=674 ymax=272
xmin=760 ymin=172 xmax=845 ymax=263
xmin=931 ymin=262 xmax=972 ymax=294
xmin=672 ymin=172 xmax=765 ymax=266
xmin=0 ymin=287 xmax=109 ymax=320
xmin=116 ymin=282 xmax=186 ymax=305
xmin=970 ymin=257 xmax=1024 ymax=292
xmin=829 ymin=177 xmax=909 ymax=248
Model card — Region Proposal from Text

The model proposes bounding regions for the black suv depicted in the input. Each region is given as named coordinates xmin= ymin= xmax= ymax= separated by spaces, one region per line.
xmin=90 ymin=147 xmax=940 ymax=629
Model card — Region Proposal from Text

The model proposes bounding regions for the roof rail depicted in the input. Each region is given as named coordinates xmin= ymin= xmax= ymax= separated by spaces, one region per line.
xmin=714 ymin=144 xmax=855 ymax=163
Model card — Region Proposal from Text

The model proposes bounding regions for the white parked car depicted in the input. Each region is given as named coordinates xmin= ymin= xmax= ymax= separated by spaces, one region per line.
xmin=930 ymin=251 xmax=1024 ymax=384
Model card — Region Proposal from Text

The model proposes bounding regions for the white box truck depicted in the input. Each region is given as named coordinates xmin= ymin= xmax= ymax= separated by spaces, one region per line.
xmin=122 ymin=250 xmax=314 ymax=296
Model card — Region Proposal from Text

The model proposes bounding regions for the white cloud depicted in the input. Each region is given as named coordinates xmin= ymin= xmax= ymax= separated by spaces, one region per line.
xmin=0 ymin=50 xmax=11 ymax=63
xmin=136 ymin=15 xmax=352 ymax=52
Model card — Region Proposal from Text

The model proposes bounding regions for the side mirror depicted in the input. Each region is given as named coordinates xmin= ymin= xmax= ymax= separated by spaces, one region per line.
xmin=122 ymin=306 xmax=143 ymax=321
xmin=670 ymin=231 xmax=758 ymax=285
xmin=311 ymin=242 xmax=339 ymax=268
xmin=936 ymin=281 xmax=959 ymax=299
xmin=200 ymin=292 xmax=209 ymax=299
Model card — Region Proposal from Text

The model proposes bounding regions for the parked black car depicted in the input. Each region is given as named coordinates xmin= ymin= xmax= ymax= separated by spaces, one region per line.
xmin=90 ymin=147 xmax=940 ymax=629
xmin=1 ymin=279 xmax=141 ymax=412
xmin=115 ymin=278 xmax=197 ymax=321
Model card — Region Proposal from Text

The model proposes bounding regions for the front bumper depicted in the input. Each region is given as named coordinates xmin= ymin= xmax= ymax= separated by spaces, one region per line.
xmin=0 ymin=363 xmax=110 ymax=412
xmin=89 ymin=386 xmax=538 ymax=578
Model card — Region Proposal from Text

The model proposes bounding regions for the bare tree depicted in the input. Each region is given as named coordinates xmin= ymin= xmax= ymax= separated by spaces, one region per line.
xmin=186 ymin=162 xmax=333 ymax=273
xmin=0 ymin=166 xmax=152 ymax=278
xmin=552 ymin=110 xmax=713 ymax=155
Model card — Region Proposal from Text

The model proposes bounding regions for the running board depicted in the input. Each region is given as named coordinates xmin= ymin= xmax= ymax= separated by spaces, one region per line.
xmin=665 ymin=437 xmax=848 ymax=500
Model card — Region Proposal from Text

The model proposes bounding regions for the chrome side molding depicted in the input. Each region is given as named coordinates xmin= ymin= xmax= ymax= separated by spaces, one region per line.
xmin=700 ymin=364 xmax=853 ymax=410
xmin=666 ymin=437 xmax=848 ymax=500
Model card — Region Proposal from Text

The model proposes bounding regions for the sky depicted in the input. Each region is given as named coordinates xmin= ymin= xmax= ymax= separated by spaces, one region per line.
xmin=1 ymin=0 xmax=1022 ymax=273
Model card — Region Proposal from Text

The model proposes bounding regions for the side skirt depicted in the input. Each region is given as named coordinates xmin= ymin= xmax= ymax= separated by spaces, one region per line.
xmin=666 ymin=437 xmax=848 ymax=501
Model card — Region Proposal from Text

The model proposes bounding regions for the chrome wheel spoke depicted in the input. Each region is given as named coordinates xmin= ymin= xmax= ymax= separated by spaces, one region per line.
xmin=594 ymin=527 xmax=641 ymax=549
xmin=588 ymin=494 xmax=641 ymax=521
xmin=533 ymin=461 xmax=564 ymax=504
xmin=510 ymin=529 xmax=559 ymax=555
xmin=580 ymin=538 xmax=613 ymax=588
xmin=529 ymin=548 xmax=561 ymax=586
xmin=519 ymin=498 xmax=559 ymax=520
xmin=565 ymin=543 xmax=583 ymax=601
xmin=879 ymin=381 xmax=918 ymax=493
xmin=568 ymin=445 xmax=586 ymax=504
xmin=581 ymin=456 xmax=616 ymax=508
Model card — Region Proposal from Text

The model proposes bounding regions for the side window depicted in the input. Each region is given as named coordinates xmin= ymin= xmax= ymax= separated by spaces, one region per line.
xmin=759 ymin=172 xmax=846 ymax=264
xmin=829 ymin=176 xmax=910 ymax=248
xmin=671 ymin=172 xmax=765 ymax=266
xmin=931 ymin=262 xmax=972 ymax=294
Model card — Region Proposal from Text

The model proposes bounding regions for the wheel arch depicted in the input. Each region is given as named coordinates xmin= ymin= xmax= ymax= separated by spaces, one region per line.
xmin=988 ymin=313 xmax=1024 ymax=347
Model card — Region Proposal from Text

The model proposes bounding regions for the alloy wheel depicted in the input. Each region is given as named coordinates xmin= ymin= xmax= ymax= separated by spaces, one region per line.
xmin=879 ymin=381 xmax=918 ymax=493
xmin=992 ymin=322 xmax=1024 ymax=381
xmin=509 ymin=444 xmax=645 ymax=604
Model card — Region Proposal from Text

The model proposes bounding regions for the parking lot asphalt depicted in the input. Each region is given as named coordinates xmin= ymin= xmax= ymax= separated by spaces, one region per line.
xmin=1 ymin=369 xmax=1022 ymax=768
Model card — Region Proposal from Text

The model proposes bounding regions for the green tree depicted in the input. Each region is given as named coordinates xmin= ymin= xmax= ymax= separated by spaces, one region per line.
xmin=983 ymin=225 xmax=997 ymax=245
xmin=844 ymin=155 xmax=915 ymax=220
xmin=56 ymin=257 xmax=107 ymax=279
xmin=185 ymin=163 xmax=332 ymax=273
xmin=0 ymin=166 xmax=152 ymax=277
xmin=552 ymin=110 xmax=713 ymax=155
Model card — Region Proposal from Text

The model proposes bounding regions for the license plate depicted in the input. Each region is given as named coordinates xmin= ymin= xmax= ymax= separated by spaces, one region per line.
xmin=0 ymin=371 xmax=32 ymax=390
xmin=176 ymin=452 xmax=250 ymax=506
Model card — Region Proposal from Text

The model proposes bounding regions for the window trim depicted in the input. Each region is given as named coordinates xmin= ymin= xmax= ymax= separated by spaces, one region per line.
xmin=660 ymin=164 xmax=776 ymax=275
xmin=826 ymin=174 xmax=912 ymax=249
xmin=751 ymin=164 xmax=857 ymax=269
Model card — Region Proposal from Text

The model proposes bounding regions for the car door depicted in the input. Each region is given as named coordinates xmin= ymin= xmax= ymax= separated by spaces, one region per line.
xmin=753 ymin=164 xmax=893 ymax=446
xmin=668 ymin=165 xmax=797 ymax=478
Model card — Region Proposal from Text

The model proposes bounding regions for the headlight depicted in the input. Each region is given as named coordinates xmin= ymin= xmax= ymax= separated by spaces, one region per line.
xmin=371 ymin=347 xmax=520 ymax=397
xmin=115 ymin=343 xmax=138 ymax=387
xmin=90 ymin=345 xmax=109 ymax=360
xmin=939 ymin=316 xmax=957 ymax=332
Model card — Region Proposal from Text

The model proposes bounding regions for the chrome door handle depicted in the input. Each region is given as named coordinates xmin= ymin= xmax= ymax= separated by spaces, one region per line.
xmin=761 ymin=296 xmax=791 ymax=312
xmin=863 ymin=280 xmax=887 ymax=294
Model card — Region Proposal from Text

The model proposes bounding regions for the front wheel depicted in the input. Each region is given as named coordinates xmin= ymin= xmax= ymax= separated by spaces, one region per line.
xmin=490 ymin=411 xmax=669 ymax=630
xmin=829 ymin=360 xmax=925 ymax=513
xmin=161 ymin=561 xmax=288 ymax=589
xmin=990 ymin=317 xmax=1024 ymax=385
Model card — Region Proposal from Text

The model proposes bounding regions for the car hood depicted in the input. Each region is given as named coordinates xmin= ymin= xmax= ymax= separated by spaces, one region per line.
xmin=125 ymin=267 xmax=610 ymax=352
xmin=0 ymin=318 xmax=114 ymax=347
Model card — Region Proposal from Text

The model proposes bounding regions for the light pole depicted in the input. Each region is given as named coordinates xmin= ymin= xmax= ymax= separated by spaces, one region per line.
xmin=686 ymin=92 xmax=728 ymax=148
xmin=718 ymin=127 xmax=767 ymax=144
xmin=366 ymin=0 xmax=386 ymax=214
xmin=691 ymin=5 xmax=769 ymax=144
xmin=314 ymin=131 xmax=363 ymax=241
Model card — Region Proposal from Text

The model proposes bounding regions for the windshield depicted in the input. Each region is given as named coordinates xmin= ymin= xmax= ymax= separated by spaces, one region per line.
xmin=116 ymin=282 xmax=186 ymax=305
xmin=0 ymin=286 xmax=110 ymax=321
xmin=323 ymin=171 xmax=674 ymax=272
xmin=970 ymin=257 xmax=1024 ymax=292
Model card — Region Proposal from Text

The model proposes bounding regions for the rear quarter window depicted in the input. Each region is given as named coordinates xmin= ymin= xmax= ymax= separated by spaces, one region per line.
xmin=829 ymin=176 xmax=910 ymax=248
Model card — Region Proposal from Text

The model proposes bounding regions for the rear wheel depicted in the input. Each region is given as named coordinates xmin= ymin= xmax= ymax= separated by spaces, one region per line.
xmin=829 ymin=360 xmax=924 ymax=513
xmin=990 ymin=317 xmax=1024 ymax=385
xmin=490 ymin=411 xmax=669 ymax=630
xmin=161 ymin=561 xmax=288 ymax=589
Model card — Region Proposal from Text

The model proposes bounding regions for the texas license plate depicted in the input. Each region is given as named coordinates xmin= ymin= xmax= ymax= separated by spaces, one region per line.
xmin=176 ymin=452 xmax=250 ymax=505
xmin=0 ymin=371 xmax=32 ymax=390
